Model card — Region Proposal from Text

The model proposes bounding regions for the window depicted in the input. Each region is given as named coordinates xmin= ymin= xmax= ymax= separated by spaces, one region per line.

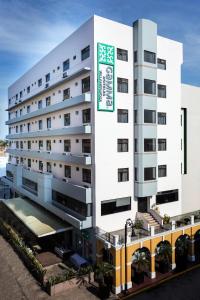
xmin=27 ymin=86 xmax=30 ymax=94
xmin=117 ymin=78 xmax=128 ymax=93
xmin=27 ymin=159 xmax=31 ymax=168
xmin=134 ymin=168 xmax=138 ymax=181
xmin=64 ymin=165 xmax=71 ymax=178
xmin=22 ymin=177 xmax=37 ymax=194
xmin=117 ymin=48 xmax=128 ymax=61
xmin=46 ymin=96 xmax=51 ymax=106
xmin=134 ymin=110 xmax=138 ymax=123
xmin=82 ymin=168 xmax=91 ymax=183
xmin=158 ymin=112 xmax=166 ymax=125
xmin=82 ymin=139 xmax=91 ymax=153
xmin=16 ymin=126 xmax=18 ymax=133
xmin=158 ymin=165 xmax=167 ymax=177
xmin=39 ymin=161 xmax=43 ymax=171
xmin=20 ymin=124 xmax=23 ymax=133
xmin=38 ymin=120 xmax=43 ymax=130
xmin=64 ymin=113 xmax=70 ymax=126
xmin=52 ymin=190 xmax=91 ymax=217
xmin=134 ymin=79 xmax=138 ymax=94
xmin=28 ymin=141 xmax=31 ymax=149
xmin=47 ymin=162 xmax=52 ymax=173
xmin=64 ymin=140 xmax=71 ymax=152
xmin=27 ymin=105 xmax=30 ymax=113
xmin=144 ymin=50 xmax=156 ymax=64
xmin=27 ymin=123 xmax=31 ymax=132
xmin=144 ymin=79 xmax=156 ymax=94
xmin=15 ymin=111 xmax=18 ymax=118
xmin=81 ymin=45 xmax=90 ymax=60
xmin=118 ymin=168 xmax=129 ymax=182
xmin=82 ymin=76 xmax=90 ymax=93
xmin=82 ymin=108 xmax=91 ymax=123
xmin=39 ymin=140 xmax=43 ymax=150
xmin=134 ymin=51 xmax=137 ymax=63
xmin=144 ymin=139 xmax=156 ymax=152
xmin=20 ymin=91 xmax=23 ymax=98
xmin=117 ymin=109 xmax=128 ymax=123
xmin=38 ymin=78 xmax=42 ymax=87
xmin=144 ymin=109 xmax=156 ymax=123
xmin=63 ymin=59 xmax=70 ymax=72
xmin=16 ymin=141 xmax=19 ymax=149
xmin=144 ymin=167 xmax=156 ymax=181
xmin=63 ymin=88 xmax=70 ymax=100
xmin=20 ymin=109 xmax=23 ymax=116
xmin=47 ymin=117 xmax=51 ymax=129
xmin=118 ymin=139 xmax=128 ymax=152
xmin=101 ymin=197 xmax=131 ymax=216
xmin=46 ymin=140 xmax=51 ymax=151
xmin=158 ymin=84 xmax=166 ymax=98
xmin=45 ymin=73 xmax=50 ymax=82
xmin=157 ymin=58 xmax=166 ymax=70
xmin=38 ymin=100 xmax=42 ymax=109
xmin=134 ymin=139 xmax=138 ymax=152
xmin=158 ymin=139 xmax=167 ymax=151
xmin=156 ymin=190 xmax=178 ymax=205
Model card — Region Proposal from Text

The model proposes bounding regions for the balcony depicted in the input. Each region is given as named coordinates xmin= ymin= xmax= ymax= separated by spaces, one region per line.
xmin=6 ymin=124 xmax=92 ymax=139
xmin=96 ymin=210 xmax=200 ymax=248
xmin=52 ymin=177 xmax=92 ymax=204
xmin=6 ymin=93 xmax=91 ymax=125
xmin=6 ymin=149 xmax=91 ymax=166
xmin=7 ymin=67 xmax=91 ymax=111
xmin=2 ymin=164 xmax=92 ymax=230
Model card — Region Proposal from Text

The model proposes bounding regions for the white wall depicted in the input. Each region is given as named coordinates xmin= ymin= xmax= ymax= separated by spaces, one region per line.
xmin=181 ymin=84 xmax=200 ymax=213
xmin=156 ymin=36 xmax=183 ymax=217
xmin=93 ymin=16 xmax=135 ymax=232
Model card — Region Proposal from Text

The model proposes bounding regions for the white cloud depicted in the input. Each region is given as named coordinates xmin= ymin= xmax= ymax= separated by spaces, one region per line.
xmin=0 ymin=0 xmax=76 ymax=58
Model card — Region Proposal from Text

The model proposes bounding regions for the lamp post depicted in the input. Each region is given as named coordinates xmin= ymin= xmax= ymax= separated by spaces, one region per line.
xmin=124 ymin=218 xmax=135 ymax=292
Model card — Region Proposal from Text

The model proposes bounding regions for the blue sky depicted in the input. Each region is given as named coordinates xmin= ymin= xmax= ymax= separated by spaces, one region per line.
xmin=1 ymin=0 xmax=200 ymax=139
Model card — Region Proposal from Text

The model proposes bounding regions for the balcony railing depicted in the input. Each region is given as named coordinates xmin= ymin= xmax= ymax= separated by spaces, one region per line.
xmin=96 ymin=210 xmax=200 ymax=247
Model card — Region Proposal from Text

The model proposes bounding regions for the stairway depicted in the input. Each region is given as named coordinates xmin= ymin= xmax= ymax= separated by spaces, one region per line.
xmin=143 ymin=212 xmax=160 ymax=230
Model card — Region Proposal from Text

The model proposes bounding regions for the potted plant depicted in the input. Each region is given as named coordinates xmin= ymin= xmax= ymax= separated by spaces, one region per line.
xmin=163 ymin=214 xmax=171 ymax=230
xmin=156 ymin=242 xmax=172 ymax=273
xmin=94 ymin=262 xmax=113 ymax=299
xmin=132 ymin=251 xmax=149 ymax=284
xmin=134 ymin=219 xmax=144 ymax=235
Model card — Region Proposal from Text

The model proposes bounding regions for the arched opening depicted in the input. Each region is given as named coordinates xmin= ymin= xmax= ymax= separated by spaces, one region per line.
xmin=175 ymin=234 xmax=190 ymax=271
xmin=194 ymin=230 xmax=200 ymax=263
xmin=155 ymin=241 xmax=172 ymax=274
xmin=131 ymin=247 xmax=151 ymax=285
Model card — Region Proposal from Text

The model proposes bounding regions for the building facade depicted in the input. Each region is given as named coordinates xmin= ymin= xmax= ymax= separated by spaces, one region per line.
xmin=2 ymin=15 xmax=200 ymax=293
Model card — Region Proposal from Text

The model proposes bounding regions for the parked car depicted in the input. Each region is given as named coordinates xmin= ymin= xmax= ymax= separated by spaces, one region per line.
xmin=54 ymin=246 xmax=73 ymax=260
xmin=69 ymin=253 xmax=89 ymax=270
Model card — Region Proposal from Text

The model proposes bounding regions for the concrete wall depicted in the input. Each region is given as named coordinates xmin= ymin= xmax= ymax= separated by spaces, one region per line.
xmin=181 ymin=84 xmax=200 ymax=213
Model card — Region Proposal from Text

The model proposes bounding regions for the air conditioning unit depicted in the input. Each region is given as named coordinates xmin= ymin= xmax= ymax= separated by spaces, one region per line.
xmin=45 ymin=83 xmax=49 ymax=88
xmin=63 ymin=72 xmax=68 ymax=78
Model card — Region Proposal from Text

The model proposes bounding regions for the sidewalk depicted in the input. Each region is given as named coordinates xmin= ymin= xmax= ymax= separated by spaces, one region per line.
xmin=0 ymin=235 xmax=100 ymax=300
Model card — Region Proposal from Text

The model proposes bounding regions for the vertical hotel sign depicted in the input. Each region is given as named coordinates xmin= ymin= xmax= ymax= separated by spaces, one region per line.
xmin=97 ymin=43 xmax=115 ymax=112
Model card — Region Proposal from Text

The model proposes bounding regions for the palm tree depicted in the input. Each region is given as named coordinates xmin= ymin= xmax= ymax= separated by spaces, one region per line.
xmin=156 ymin=242 xmax=172 ymax=273
xmin=133 ymin=251 xmax=149 ymax=273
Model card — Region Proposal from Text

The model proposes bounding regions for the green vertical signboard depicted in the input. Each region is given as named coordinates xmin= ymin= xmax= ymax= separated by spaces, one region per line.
xmin=97 ymin=43 xmax=115 ymax=112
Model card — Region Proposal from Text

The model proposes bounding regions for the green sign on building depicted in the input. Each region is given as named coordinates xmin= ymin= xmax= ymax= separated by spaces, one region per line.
xmin=97 ymin=43 xmax=115 ymax=112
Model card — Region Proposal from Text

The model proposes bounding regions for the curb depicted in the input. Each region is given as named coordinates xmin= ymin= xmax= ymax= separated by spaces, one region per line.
xmin=121 ymin=263 xmax=200 ymax=299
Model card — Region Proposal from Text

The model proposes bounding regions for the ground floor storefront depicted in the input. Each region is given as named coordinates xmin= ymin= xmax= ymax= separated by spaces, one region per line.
xmin=96 ymin=220 xmax=200 ymax=295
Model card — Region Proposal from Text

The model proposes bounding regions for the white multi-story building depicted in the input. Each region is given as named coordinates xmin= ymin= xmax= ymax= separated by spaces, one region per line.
xmin=3 ymin=16 xmax=199 ymax=274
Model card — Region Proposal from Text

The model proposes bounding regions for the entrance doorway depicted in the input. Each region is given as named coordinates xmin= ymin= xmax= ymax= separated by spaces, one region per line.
xmin=138 ymin=197 xmax=148 ymax=213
